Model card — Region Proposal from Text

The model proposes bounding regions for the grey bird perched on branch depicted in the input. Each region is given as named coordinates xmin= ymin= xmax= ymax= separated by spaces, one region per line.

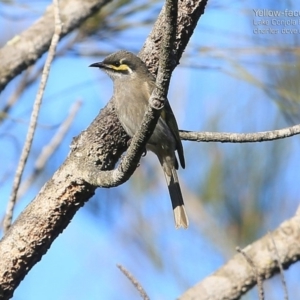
xmin=90 ymin=50 xmax=188 ymax=229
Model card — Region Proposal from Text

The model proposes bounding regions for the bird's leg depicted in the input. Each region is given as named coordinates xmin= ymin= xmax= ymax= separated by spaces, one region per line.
xmin=142 ymin=148 xmax=147 ymax=157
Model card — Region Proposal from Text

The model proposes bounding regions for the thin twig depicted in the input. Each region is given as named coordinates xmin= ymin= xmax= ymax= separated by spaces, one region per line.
xmin=3 ymin=0 xmax=62 ymax=233
xmin=268 ymin=232 xmax=289 ymax=300
xmin=179 ymin=123 xmax=300 ymax=143
xmin=117 ymin=264 xmax=150 ymax=300
xmin=236 ymin=246 xmax=264 ymax=300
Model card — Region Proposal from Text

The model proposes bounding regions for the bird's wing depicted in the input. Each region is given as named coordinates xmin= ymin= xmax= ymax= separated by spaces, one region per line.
xmin=145 ymin=80 xmax=185 ymax=169
xmin=162 ymin=100 xmax=185 ymax=169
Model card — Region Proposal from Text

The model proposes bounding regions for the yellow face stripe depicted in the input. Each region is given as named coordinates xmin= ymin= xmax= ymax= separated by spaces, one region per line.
xmin=109 ymin=64 xmax=130 ymax=72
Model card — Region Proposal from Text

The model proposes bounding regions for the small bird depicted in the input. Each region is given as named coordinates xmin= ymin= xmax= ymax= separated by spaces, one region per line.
xmin=90 ymin=50 xmax=189 ymax=229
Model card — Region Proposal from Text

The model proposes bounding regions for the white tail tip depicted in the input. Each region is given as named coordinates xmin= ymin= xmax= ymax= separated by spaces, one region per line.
xmin=174 ymin=205 xmax=189 ymax=229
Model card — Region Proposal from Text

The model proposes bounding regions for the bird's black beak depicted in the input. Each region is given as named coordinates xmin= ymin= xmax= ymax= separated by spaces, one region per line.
xmin=89 ymin=62 xmax=104 ymax=68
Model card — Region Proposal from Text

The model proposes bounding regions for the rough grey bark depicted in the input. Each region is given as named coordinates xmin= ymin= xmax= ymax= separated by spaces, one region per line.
xmin=139 ymin=0 xmax=205 ymax=75
xmin=0 ymin=101 xmax=128 ymax=299
xmin=0 ymin=0 xmax=208 ymax=298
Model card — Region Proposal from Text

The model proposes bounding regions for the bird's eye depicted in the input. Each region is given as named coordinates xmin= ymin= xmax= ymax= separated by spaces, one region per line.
xmin=115 ymin=61 xmax=121 ymax=67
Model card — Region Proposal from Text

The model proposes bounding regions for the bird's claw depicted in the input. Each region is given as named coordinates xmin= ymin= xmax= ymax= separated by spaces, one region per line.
xmin=142 ymin=148 xmax=147 ymax=157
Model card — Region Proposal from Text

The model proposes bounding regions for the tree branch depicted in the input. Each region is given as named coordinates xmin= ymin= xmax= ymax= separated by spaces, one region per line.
xmin=236 ymin=246 xmax=264 ymax=300
xmin=16 ymin=100 xmax=82 ymax=200
xmin=179 ymin=210 xmax=300 ymax=299
xmin=0 ymin=1 xmax=208 ymax=298
xmin=139 ymin=0 xmax=208 ymax=76
xmin=179 ymin=123 xmax=300 ymax=143
xmin=268 ymin=231 xmax=289 ymax=300
xmin=0 ymin=0 xmax=112 ymax=92
xmin=117 ymin=264 xmax=150 ymax=300
xmin=3 ymin=0 xmax=62 ymax=233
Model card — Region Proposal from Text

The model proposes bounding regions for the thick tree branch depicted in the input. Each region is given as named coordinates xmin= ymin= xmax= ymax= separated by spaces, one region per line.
xmin=268 ymin=231 xmax=289 ymax=300
xmin=0 ymin=102 xmax=119 ymax=299
xmin=139 ymin=0 xmax=207 ymax=75
xmin=0 ymin=1 xmax=208 ymax=298
xmin=236 ymin=246 xmax=264 ymax=300
xmin=180 ymin=210 xmax=300 ymax=299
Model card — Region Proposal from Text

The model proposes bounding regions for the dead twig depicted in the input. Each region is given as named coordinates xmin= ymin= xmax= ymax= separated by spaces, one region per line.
xmin=117 ymin=264 xmax=150 ymax=300
xmin=3 ymin=0 xmax=62 ymax=233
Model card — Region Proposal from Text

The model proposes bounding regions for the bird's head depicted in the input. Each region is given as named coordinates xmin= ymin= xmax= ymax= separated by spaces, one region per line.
xmin=90 ymin=50 xmax=151 ymax=82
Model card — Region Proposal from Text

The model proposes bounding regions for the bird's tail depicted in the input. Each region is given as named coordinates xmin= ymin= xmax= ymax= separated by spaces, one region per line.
xmin=163 ymin=165 xmax=189 ymax=229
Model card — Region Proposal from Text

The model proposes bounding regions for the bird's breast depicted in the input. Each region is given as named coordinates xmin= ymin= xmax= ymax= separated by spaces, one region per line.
xmin=114 ymin=83 xmax=149 ymax=137
xmin=113 ymin=80 xmax=175 ymax=152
